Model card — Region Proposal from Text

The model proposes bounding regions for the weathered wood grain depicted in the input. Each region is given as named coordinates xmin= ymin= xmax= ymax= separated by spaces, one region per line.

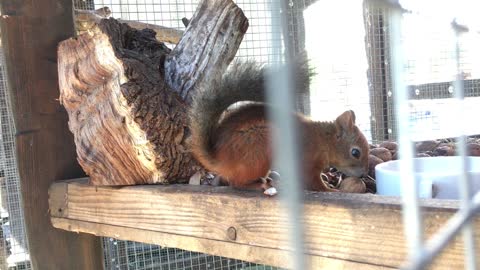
xmin=118 ymin=20 xmax=184 ymax=44
xmin=51 ymin=217 xmax=393 ymax=270
xmin=0 ymin=1 xmax=103 ymax=269
xmin=58 ymin=20 xmax=189 ymax=185
xmin=164 ymin=0 xmax=249 ymax=103
xmin=59 ymin=0 xmax=249 ymax=186
xmin=49 ymin=179 xmax=479 ymax=269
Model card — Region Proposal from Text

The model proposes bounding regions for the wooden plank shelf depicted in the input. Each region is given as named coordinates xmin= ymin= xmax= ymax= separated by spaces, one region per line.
xmin=48 ymin=179 xmax=479 ymax=269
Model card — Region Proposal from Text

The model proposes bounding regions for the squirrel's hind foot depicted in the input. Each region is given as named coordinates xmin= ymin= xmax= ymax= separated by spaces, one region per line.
xmin=263 ymin=187 xmax=278 ymax=196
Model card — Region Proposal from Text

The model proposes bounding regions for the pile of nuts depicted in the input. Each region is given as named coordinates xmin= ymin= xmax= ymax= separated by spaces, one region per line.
xmin=325 ymin=137 xmax=480 ymax=194
xmin=368 ymin=138 xmax=480 ymax=178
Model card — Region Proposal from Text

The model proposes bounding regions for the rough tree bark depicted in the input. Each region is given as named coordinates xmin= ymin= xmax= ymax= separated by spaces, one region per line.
xmin=165 ymin=0 xmax=249 ymax=103
xmin=75 ymin=7 xmax=185 ymax=44
xmin=58 ymin=0 xmax=248 ymax=185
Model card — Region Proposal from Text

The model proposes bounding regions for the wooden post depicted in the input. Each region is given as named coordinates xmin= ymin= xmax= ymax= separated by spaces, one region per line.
xmin=0 ymin=0 xmax=104 ymax=269
xmin=363 ymin=0 xmax=393 ymax=142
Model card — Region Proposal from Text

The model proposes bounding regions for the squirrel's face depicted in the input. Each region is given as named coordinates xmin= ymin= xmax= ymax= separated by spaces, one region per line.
xmin=333 ymin=110 xmax=369 ymax=177
xmin=335 ymin=129 xmax=369 ymax=177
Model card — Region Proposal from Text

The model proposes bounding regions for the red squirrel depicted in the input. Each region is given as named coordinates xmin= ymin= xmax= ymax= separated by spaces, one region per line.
xmin=189 ymin=58 xmax=369 ymax=194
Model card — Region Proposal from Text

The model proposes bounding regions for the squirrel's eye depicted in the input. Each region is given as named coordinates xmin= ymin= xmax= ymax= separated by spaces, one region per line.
xmin=351 ymin=148 xmax=361 ymax=159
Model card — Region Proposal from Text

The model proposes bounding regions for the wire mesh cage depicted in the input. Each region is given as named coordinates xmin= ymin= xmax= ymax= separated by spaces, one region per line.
xmin=102 ymin=239 xmax=279 ymax=270
xmin=0 ymin=0 xmax=479 ymax=269
xmin=71 ymin=0 xmax=480 ymax=267
xmin=365 ymin=0 xmax=480 ymax=143
xmin=74 ymin=1 xmax=286 ymax=269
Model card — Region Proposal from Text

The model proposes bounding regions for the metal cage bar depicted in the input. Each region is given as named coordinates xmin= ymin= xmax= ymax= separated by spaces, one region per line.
xmin=267 ymin=0 xmax=305 ymax=269
xmin=68 ymin=1 xmax=480 ymax=269
xmin=452 ymin=19 xmax=477 ymax=270
xmin=389 ymin=1 xmax=479 ymax=269
xmin=388 ymin=2 xmax=424 ymax=261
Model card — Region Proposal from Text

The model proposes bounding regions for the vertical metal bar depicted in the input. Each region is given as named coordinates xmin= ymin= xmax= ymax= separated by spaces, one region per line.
xmin=388 ymin=2 xmax=424 ymax=263
xmin=452 ymin=20 xmax=477 ymax=270
xmin=268 ymin=0 xmax=305 ymax=269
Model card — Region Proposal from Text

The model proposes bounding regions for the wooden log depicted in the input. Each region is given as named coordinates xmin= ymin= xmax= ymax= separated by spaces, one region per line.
xmin=58 ymin=19 xmax=191 ymax=185
xmin=0 ymin=1 xmax=103 ymax=269
xmin=74 ymin=7 xmax=110 ymax=34
xmin=49 ymin=179 xmax=480 ymax=269
xmin=74 ymin=7 xmax=184 ymax=44
xmin=164 ymin=0 xmax=249 ymax=103
xmin=58 ymin=0 xmax=248 ymax=185
xmin=117 ymin=19 xmax=184 ymax=45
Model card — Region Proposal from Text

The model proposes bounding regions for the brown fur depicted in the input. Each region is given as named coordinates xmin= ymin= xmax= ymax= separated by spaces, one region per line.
xmin=190 ymin=103 xmax=369 ymax=192
xmin=189 ymin=59 xmax=368 ymax=193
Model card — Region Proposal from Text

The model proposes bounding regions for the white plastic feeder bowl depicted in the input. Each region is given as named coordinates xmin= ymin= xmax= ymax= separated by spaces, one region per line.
xmin=375 ymin=156 xmax=480 ymax=199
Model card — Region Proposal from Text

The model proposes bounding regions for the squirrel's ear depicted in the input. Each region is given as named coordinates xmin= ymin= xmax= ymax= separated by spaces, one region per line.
xmin=335 ymin=110 xmax=356 ymax=137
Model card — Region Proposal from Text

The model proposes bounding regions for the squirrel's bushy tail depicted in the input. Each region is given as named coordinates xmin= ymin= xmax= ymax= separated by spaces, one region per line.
xmin=189 ymin=54 xmax=313 ymax=165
